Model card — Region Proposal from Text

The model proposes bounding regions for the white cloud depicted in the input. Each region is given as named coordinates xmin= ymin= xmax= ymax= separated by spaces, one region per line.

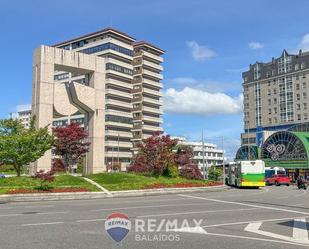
xmin=299 ymin=33 xmax=309 ymax=51
xmin=167 ymin=77 xmax=241 ymax=93
xmin=163 ymin=87 xmax=243 ymax=116
xmin=248 ymin=41 xmax=264 ymax=50
xmin=187 ymin=41 xmax=217 ymax=61
xmin=16 ymin=104 xmax=31 ymax=112
xmin=10 ymin=104 xmax=31 ymax=119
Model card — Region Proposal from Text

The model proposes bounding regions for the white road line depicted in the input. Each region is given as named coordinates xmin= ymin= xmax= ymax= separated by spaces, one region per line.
xmin=202 ymin=215 xmax=309 ymax=228
xmin=179 ymin=194 xmax=309 ymax=215
xmin=137 ymin=207 xmax=259 ymax=218
xmin=293 ymin=218 xmax=309 ymax=241
xmin=245 ymin=220 xmax=309 ymax=245
xmin=90 ymin=202 xmax=219 ymax=212
xmin=204 ymin=231 xmax=309 ymax=247
xmin=0 ymin=214 xmax=22 ymax=217
xmin=21 ymin=222 xmax=64 ymax=227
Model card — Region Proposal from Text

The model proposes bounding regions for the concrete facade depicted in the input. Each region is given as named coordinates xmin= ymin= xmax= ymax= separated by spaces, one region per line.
xmin=32 ymin=28 xmax=165 ymax=172
xmin=32 ymin=45 xmax=105 ymax=173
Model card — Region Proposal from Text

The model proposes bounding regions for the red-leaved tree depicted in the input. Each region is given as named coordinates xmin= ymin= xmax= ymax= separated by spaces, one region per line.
xmin=53 ymin=123 xmax=90 ymax=174
xmin=129 ymin=132 xmax=178 ymax=176
xmin=175 ymin=145 xmax=203 ymax=180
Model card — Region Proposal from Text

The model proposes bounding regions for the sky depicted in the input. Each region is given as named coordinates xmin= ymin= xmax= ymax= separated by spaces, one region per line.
xmin=1 ymin=0 xmax=309 ymax=159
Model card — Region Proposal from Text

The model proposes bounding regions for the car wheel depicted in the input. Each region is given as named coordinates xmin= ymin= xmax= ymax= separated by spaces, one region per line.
xmin=286 ymin=184 xmax=289 ymax=186
xmin=275 ymin=181 xmax=280 ymax=186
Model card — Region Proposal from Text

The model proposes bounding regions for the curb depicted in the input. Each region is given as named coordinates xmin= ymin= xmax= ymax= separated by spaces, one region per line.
xmin=0 ymin=185 xmax=229 ymax=203
xmin=81 ymin=177 xmax=113 ymax=197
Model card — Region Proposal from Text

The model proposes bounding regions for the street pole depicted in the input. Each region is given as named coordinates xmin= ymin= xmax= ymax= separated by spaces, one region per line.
xmin=202 ymin=130 xmax=206 ymax=180
xmin=117 ymin=133 xmax=120 ymax=169
xmin=222 ymin=136 xmax=225 ymax=185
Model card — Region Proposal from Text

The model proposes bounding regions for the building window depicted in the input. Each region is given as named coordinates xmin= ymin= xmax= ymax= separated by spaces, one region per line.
xmin=301 ymin=62 xmax=306 ymax=69
xmin=106 ymin=63 xmax=133 ymax=76
xmin=297 ymin=94 xmax=300 ymax=101
xmin=303 ymin=82 xmax=307 ymax=88
xmin=268 ymin=108 xmax=271 ymax=114
xmin=273 ymin=89 xmax=277 ymax=94
xmin=303 ymin=92 xmax=307 ymax=99
xmin=274 ymin=98 xmax=277 ymax=104
xmin=80 ymin=42 xmax=134 ymax=57
xmin=298 ymin=114 xmax=301 ymax=121
xmin=305 ymin=113 xmax=308 ymax=120
xmin=296 ymin=84 xmax=300 ymax=90
xmin=268 ymin=99 xmax=271 ymax=105
xmin=297 ymin=104 xmax=301 ymax=110
xmin=304 ymin=103 xmax=307 ymax=110
xmin=296 ymin=75 xmax=299 ymax=80
xmin=295 ymin=64 xmax=299 ymax=70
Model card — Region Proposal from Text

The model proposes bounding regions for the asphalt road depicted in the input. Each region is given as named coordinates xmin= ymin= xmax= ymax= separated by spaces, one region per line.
xmin=1 ymin=186 xmax=309 ymax=249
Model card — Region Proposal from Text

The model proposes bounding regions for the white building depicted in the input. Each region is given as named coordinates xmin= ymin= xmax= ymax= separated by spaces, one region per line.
xmin=16 ymin=109 xmax=32 ymax=128
xmin=175 ymin=137 xmax=224 ymax=175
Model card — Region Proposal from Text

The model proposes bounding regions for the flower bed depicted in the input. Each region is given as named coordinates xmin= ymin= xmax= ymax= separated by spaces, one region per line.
xmin=143 ymin=181 xmax=222 ymax=189
xmin=6 ymin=187 xmax=90 ymax=194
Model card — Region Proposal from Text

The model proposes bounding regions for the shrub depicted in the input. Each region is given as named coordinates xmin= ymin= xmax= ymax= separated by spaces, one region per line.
xmin=179 ymin=164 xmax=203 ymax=180
xmin=33 ymin=170 xmax=55 ymax=191
xmin=164 ymin=164 xmax=179 ymax=178
xmin=208 ymin=167 xmax=222 ymax=181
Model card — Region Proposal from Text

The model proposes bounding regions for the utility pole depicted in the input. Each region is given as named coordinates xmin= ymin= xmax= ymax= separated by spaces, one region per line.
xmin=117 ymin=133 xmax=120 ymax=165
xmin=222 ymin=136 xmax=225 ymax=185
xmin=202 ymin=130 xmax=206 ymax=180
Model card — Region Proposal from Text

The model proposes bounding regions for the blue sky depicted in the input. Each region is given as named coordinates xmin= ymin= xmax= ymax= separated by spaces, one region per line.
xmin=1 ymin=0 xmax=309 ymax=158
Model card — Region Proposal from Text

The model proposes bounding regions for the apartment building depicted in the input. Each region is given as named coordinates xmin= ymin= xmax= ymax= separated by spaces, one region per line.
xmin=131 ymin=41 xmax=164 ymax=149
xmin=175 ymin=137 xmax=224 ymax=175
xmin=16 ymin=109 xmax=31 ymax=128
xmin=242 ymin=49 xmax=309 ymax=146
xmin=51 ymin=28 xmax=164 ymax=168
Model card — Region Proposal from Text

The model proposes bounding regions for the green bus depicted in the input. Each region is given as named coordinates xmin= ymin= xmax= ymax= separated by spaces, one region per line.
xmin=227 ymin=160 xmax=265 ymax=188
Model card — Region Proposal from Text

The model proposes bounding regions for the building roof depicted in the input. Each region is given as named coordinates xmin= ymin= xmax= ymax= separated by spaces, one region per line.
xmin=133 ymin=40 xmax=165 ymax=54
xmin=52 ymin=27 xmax=136 ymax=47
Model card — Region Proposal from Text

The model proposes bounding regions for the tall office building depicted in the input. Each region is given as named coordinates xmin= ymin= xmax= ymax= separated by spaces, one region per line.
xmin=242 ymin=49 xmax=309 ymax=146
xmin=16 ymin=109 xmax=32 ymax=128
xmin=50 ymin=28 xmax=164 ymax=169
xmin=131 ymin=41 xmax=164 ymax=149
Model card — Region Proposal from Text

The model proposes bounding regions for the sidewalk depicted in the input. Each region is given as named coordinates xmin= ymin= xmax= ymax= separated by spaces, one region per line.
xmin=0 ymin=185 xmax=229 ymax=203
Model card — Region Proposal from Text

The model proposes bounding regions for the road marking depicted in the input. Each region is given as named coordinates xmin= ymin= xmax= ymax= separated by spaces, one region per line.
xmin=204 ymin=231 xmax=309 ymax=247
xmin=201 ymin=215 xmax=309 ymax=228
xmin=175 ymin=226 xmax=207 ymax=234
xmin=179 ymin=194 xmax=309 ymax=215
xmin=293 ymin=218 xmax=309 ymax=241
xmin=245 ymin=220 xmax=309 ymax=245
xmin=137 ymin=207 xmax=259 ymax=218
xmin=21 ymin=222 xmax=64 ymax=227
xmin=90 ymin=202 xmax=219 ymax=212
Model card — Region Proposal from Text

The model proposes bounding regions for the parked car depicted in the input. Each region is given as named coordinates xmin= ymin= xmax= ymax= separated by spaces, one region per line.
xmin=266 ymin=174 xmax=290 ymax=186
xmin=0 ymin=173 xmax=5 ymax=179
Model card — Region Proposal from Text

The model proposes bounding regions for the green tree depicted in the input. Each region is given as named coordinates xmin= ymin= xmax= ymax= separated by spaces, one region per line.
xmin=208 ymin=166 xmax=222 ymax=181
xmin=0 ymin=117 xmax=54 ymax=176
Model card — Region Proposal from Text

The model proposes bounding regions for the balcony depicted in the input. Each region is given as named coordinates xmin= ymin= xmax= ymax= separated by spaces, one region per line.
xmin=105 ymin=141 xmax=133 ymax=148
xmin=105 ymin=109 xmax=132 ymax=118
xmin=105 ymin=78 xmax=132 ymax=90
xmin=143 ymin=87 xmax=163 ymax=97
xmin=132 ymin=124 xmax=142 ymax=130
xmin=105 ymin=130 xmax=133 ymax=138
xmin=143 ymin=60 xmax=163 ymax=71
xmin=106 ymin=69 xmax=133 ymax=80
xmin=143 ymin=115 xmax=163 ymax=123
xmin=143 ymin=106 xmax=163 ymax=114
xmin=143 ymin=96 xmax=163 ymax=106
xmin=142 ymin=125 xmax=163 ymax=132
xmin=105 ymin=99 xmax=132 ymax=109
xmin=132 ymin=88 xmax=142 ymax=94
xmin=105 ymin=121 xmax=132 ymax=128
xmin=143 ymin=78 xmax=163 ymax=88
xmin=142 ymin=51 xmax=164 ymax=63
xmin=105 ymin=151 xmax=133 ymax=158
xmin=106 ymin=88 xmax=132 ymax=99
xmin=143 ymin=68 xmax=163 ymax=80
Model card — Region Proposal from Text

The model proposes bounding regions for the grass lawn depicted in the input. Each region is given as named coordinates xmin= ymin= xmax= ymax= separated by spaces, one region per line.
xmin=87 ymin=172 xmax=215 ymax=191
xmin=0 ymin=175 xmax=100 ymax=194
